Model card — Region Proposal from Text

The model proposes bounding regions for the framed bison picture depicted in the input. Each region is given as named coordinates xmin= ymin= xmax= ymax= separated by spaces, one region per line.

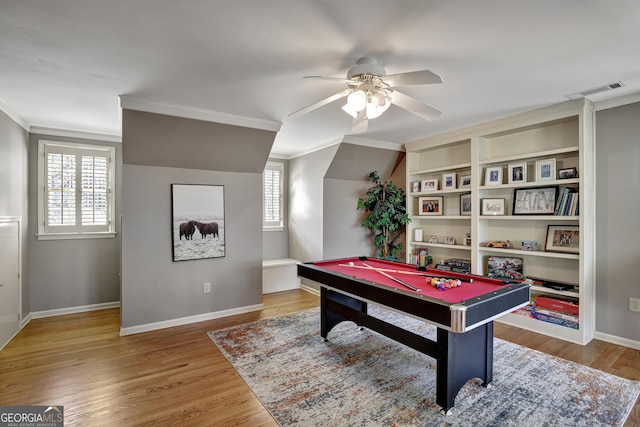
xmin=171 ymin=184 xmax=225 ymax=261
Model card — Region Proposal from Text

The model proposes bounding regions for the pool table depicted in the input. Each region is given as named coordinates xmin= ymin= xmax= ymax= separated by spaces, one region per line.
xmin=297 ymin=256 xmax=530 ymax=413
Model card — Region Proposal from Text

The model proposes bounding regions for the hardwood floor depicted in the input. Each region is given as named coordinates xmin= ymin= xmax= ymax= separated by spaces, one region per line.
xmin=1 ymin=289 xmax=638 ymax=426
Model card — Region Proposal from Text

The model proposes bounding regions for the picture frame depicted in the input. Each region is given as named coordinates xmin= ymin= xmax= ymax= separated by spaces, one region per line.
xmin=508 ymin=162 xmax=527 ymax=184
xmin=418 ymin=196 xmax=443 ymax=216
xmin=481 ymin=198 xmax=506 ymax=216
xmin=442 ymin=172 xmax=457 ymax=190
xmin=513 ymin=186 xmax=559 ymax=215
xmin=411 ymin=180 xmax=421 ymax=193
xmin=545 ymin=225 xmax=579 ymax=253
xmin=171 ymin=184 xmax=225 ymax=262
xmin=460 ymin=193 xmax=472 ymax=216
xmin=459 ymin=174 xmax=472 ymax=188
xmin=445 ymin=236 xmax=456 ymax=245
xmin=428 ymin=235 xmax=438 ymax=243
xmin=421 ymin=178 xmax=438 ymax=192
xmin=484 ymin=166 xmax=503 ymax=186
xmin=536 ymin=158 xmax=556 ymax=181
xmin=558 ymin=167 xmax=578 ymax=179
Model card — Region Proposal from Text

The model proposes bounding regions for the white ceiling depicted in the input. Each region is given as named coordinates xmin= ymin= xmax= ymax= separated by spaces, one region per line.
xmin=1 ymin=0 xmax=640 ymax=157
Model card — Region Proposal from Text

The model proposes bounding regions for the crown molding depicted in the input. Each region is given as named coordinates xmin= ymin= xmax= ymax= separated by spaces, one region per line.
xmin=0 ymin=97 xmax=29 ymax=131
xmin=341 ymin=135 xmax=404 ymax=152
xmin=594 ymin=90 xmax=640 ymax=111
xmin=29 ymin=126 xmax=122 ymax=143
xmin=119 ymin=95 xmax=282 ymax=132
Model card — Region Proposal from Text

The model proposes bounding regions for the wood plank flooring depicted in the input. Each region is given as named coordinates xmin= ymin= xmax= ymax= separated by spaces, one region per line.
xmin=1 ymin=289 xmax=638 ymax=426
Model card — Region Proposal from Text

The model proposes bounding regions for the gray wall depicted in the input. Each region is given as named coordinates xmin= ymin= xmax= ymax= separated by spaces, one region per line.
xmin=595 ymin=101 xmax=640 ymax=341
xmin=121 ymin=109 xmax=275 ymax=328
xmin=0 ymin=110 xmax=29 ymax=317
xmin=27 ymin=134 xmax=121 ymax=312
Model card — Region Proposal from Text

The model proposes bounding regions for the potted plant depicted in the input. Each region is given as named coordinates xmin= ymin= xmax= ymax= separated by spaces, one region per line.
xmin=357 ymin=171 xmax=410 ymax=260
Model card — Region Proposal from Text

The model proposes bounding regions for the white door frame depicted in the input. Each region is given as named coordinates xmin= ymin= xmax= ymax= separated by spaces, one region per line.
xmin=0 ymin=216 xmax=22 ymax=349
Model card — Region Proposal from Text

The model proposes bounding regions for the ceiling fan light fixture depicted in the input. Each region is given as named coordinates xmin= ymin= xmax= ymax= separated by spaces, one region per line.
xmin=346 ymin=90 xmax=367 ymax=111
xmin=365 ymin=95 xmax=391 ymax=119
xmin=341 ymin=102 xmax=360 ymax=118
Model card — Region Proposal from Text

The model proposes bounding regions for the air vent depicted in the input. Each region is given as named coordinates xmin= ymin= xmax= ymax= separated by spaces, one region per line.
xmin=565 ymin=81 xmax=625 ymax=100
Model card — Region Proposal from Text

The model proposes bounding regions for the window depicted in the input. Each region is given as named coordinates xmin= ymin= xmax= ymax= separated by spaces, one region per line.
xmin=38 ymin=140 xmax=116 ymax=239
xmin=263 ymin=161 xmax=284 ymax=229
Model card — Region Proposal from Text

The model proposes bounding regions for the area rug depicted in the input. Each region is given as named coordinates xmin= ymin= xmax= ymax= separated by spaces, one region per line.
xmin=208 ymin=307 xmax=640 ymax=426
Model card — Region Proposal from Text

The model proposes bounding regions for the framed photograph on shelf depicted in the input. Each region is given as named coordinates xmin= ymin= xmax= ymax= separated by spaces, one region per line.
xmin=513 ymin=186 xmax=558 ymax=215
xmin=171 ymin=184 xmax=225 ymax=262
xmin=460 ymin=193 xmax=472 ymax=216
xmin=411 ymin=180 xmax=421 ymax=193
xmin=536 ymin=158 xmax=556 ymax=181
xmin=484 ymin=166 xmax=503 ymax=186
xmin=558 ymin=167 xmax=578 ymax=179
xmin=428 ymin=235 xmax=438 ymax=243
xmin=418 ymin=196 xmax=443 ymax=216
xmin=508 ymin=162 xmax=527 ymax=184
xmin=445 ymin=236 xmax=456 ymax=245
xmin=481 ymin=198 xmax=506 ymax=216
xmin=545 ymin=225 xmax=579 ymax=253
xmin=459 ymin=174 xmax=471 ymax=188
xmin=421 ymin=178 xmax=438 ymax=192
xmin=442 ymin=172 xmax=457 ymax=190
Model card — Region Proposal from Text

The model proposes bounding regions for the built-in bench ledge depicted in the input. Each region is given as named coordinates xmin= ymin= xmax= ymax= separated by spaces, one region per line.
xmin=262 ymin=258 xmax=301 ymax=294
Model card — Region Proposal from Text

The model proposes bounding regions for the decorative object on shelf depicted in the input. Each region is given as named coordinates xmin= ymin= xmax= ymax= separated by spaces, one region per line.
xmin=464 ymin=232 xmax=472 ymax=246
xmin=357 ymin=171 xmax=410 ymax=260
xmin=418 ymin=196 xmax=443 ymax=216
xmin=481 ymin=198 xmax=506 ymax=215
xmin=484 ymin=166 xmax=503 ymax=186
xmin=485 ymin=240 xmax=511 ymax=248
xmin=171 ymin=184 xmax=226 ymax=262
xmin=445 ymin=236 xmax=456 ymax=245
xmin=460 ymin=193 xmax=472 ymax=215
xmin=545 ymin=225 xmax=579 ymax=254
xmin=558 ymin=167 xmax=578 ymax=179
xmin=421 ymin=178 xmax=438 ymax=191
xmin=411 ymin=180 xmax=421 ymax=192
xmin=486 ymin=256 xmax=523 ymax=280
xmin=521 ymin=240 xmax=538 ymax=251
xmin=508 ymin=162 xmax=527 ymax=184
xmin=442 ymin=172 xmax=457 ymax=190
xmin=428 ymin=234 xmax=438 ymax=243
xmin=536 ymin=158 xmax=556 ymax=181
xmin=459 ymin=174 xmax=471 ymax=188
xmin=414 ymin=228 xmax=423 ymax=241
xmin=513 ymin=186 xmax=559 ymax=215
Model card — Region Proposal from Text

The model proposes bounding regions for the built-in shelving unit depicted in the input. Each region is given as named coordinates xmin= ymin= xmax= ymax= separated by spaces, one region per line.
xmin=405 ymin=99 xmax=595 ymax=345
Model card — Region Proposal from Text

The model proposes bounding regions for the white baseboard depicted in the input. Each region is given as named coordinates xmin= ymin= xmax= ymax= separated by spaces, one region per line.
xmin=119 ymin=303 xmax=264 ymax=336
xmin=300 ymin=283 xmax=320 ymax=296
xmin=593 ymin=331 xmax=640 ymax=350
xmin=30 ymin=301 xmax=121 ymax=319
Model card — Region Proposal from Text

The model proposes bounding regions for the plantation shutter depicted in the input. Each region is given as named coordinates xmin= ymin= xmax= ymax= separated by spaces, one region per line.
xmin=263 ymin=162 xmax=283 ymax=228
xmin=43 ymin=143 xmax=113 ymax=234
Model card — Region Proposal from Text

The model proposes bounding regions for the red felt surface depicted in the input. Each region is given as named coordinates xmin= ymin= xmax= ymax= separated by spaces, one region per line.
xmin=312 ymin=258 xmax=506 ymax=303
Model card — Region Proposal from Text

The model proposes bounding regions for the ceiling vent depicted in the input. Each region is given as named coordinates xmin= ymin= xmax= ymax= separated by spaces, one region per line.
xmin=565 ymin=81 xmax=625 ymax=100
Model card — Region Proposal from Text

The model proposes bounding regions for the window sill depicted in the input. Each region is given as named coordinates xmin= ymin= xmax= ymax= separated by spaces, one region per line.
xmin=36 ymin=232 xmax=117 ymax=241
xmin=263 ymin=226 xmax=285 ymax=232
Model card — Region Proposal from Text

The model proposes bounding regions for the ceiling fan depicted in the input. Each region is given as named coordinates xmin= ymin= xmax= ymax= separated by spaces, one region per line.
xmin=289 ymin=57 xmax=443 ymax=133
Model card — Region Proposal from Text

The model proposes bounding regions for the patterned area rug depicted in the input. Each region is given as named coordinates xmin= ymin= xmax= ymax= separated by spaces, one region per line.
xmin=208 ymin=307 xmax=640 ymax=426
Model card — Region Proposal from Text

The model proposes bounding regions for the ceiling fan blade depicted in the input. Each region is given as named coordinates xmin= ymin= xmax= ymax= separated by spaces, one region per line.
xmin=303 ymin=75 xmax=349 ymax=82
xmin=390 ymin=91 xmax=442 ymax=121
xmin=289 ymin=89 xmax=351 ymax=118
xmin=351 ymin=110 xmax=368 ymax=134
xmin=384 ymin=70 xmax=443 ymax=87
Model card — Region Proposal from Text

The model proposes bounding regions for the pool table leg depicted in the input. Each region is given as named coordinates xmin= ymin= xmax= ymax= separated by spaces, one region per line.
xmin=320 ymin=287 xmax=367 ymax=339
xmin=436 ymin=322 xmax=494 ymax=413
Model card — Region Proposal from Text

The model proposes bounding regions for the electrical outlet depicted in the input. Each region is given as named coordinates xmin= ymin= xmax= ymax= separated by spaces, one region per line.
xmin=203 ymin=282 xmax=211 ymax=294
xmin=630 ymin=297 xmax=640 ymax=312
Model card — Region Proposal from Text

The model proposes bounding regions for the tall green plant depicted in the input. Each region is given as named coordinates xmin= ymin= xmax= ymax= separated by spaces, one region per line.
xmin=357 ymin=171 xmax=410 ymax=260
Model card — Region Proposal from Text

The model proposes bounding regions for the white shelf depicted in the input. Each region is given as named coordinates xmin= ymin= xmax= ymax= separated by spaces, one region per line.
xmin=409 ymin=162 xmax=472 ymax=175
xmin=479 ymin=178 xmax=580 ymax=190
xmin=409 ymin=188 xmax=472 ymax=196
xmin=479 ymin=146 xmax=579 ymax=166
xmin=479 ymin=215 xmax=579 ymax=221
xmin=410 ymin=215 xmax=471 ymax=221
xmin=498 ymin=313 xmax=585 ymax=345
xmin=478 ymin=247 xmax=579 ymax=260
xmin=410 ymin=241 xmax=472 ymax=251
xmin=530 ymin=285 xmax=579 ymax=299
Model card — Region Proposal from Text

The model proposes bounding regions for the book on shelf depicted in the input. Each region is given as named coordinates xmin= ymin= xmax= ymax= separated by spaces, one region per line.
xmin=535 ymin=295 xmax=579 ymax=315
xmin=442 ymin=258 xmax=471 ymax=274
xmin=554 ymin=187 xmax=579 ymax=216
xmin=534 ymin=307 xmax=579 ymax=323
